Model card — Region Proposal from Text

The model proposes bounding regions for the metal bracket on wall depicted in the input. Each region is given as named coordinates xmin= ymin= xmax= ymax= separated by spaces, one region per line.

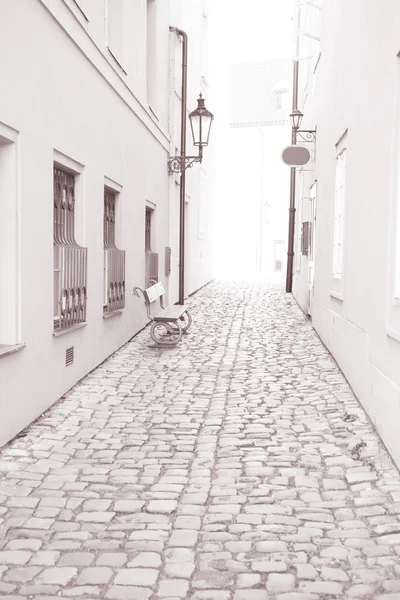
xmin=167 ymin=155 xmax=202 ymax=175
xmin=295 ymin=129 xmax=317 ymax=143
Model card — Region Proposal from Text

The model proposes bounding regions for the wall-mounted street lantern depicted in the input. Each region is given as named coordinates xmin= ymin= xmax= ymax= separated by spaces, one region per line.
xmin=290 ymin=108 xmax=303 ymax=130
xmin=290 ymin=108 xmax=316 ymax=142
xmin=168 ymin=93 xmax=214 ymax=175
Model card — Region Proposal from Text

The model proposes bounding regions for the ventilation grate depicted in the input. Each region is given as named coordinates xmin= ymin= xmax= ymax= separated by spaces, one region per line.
xmin=66 ymin=346 xmax=74 ymax=366
xmin=165 ymin=247 xmax=171 ymax=276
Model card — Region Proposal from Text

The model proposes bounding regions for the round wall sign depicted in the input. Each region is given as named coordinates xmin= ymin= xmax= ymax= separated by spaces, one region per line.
xmin=281 ymin=145 xmax=311 ymax=167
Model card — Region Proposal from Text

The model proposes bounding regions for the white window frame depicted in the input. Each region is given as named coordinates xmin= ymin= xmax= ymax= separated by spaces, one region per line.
xmin=103 ymin=177 xmax=124 ymax=316
xmin=104 ymin=176 xmax=123 ymax=247
xmin=331 ymin=131 xmax=348 ymax=300
xmin=0 ymin=122 xmax=22 ymax=353
xmin=54 ymin=150 xmax=85 ymax=245
xmin=53 ymin=151 xmax=87 ymax=335
xmin=300 ymin=0 xmax=321 ymax=42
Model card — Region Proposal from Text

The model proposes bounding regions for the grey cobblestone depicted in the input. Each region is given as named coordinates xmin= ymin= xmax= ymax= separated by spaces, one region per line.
xmin=0 ymin=281 xmax=400 ymax=599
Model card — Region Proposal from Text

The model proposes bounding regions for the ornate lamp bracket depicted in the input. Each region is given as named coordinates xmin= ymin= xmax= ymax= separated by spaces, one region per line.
xmin=167 ymin=155 xmax=202 ymax=175
xmin=295 ymin=129 xmax=317 ymax=143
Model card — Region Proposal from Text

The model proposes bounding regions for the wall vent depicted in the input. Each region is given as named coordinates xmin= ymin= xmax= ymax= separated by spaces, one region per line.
xmin=165 ymin=247 xmax=171 ymax=276
xmin=302 ymin=222 xmax=310 ymax=256
xmin=66 ymin=346 xmax=74 ymax=366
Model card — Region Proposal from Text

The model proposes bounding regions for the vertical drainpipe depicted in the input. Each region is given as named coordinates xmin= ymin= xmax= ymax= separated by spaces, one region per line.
xmin=285 ymin=60 xmax=299 ymax=293
xmin=169 ymin=26 xmax=188 ymax=306
xmin=286 ymin=0 xmax=301 ymax=294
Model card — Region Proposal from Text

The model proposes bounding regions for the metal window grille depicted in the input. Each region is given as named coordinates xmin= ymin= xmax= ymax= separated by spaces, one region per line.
xmin=104 ymin=189 xmax=125 ymax=314
xmin=53 ymin=167 xmax=87 ymax=331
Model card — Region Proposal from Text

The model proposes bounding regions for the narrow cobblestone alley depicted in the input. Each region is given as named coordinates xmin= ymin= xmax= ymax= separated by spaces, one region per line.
xmin=1 ymin=281 xmax=400 ymax=600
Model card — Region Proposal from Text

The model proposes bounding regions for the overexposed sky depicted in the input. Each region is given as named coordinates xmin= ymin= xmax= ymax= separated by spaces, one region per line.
xmin=223 ymin=0 xmax=294 ymax=63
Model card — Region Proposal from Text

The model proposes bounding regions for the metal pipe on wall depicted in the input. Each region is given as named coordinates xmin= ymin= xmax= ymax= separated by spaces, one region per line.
xmin=286 ymin=0 xmax=301 ymax=294
xmin=169 ymin=26 xmax=188 ymax=305
xmin=285 ymin=59 xmax=299 ymax=294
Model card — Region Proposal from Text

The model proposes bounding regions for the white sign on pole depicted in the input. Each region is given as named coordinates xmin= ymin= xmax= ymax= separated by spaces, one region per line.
xmin=281 ymin=145 xmax=311 ymax=167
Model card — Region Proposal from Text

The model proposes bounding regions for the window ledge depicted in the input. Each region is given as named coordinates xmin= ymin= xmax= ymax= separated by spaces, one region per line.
xmin=148 ymin=106 xmax=159 ymax=121
xmin=313 ymin=51 xmax=322 ymax=74
xmin=53 ymin=322 xmax=87 ymax=337
xmin=387 ymin=327 xmax=400 ymax=343
xmin=103 ymin=309 xmax=124 ymax=320
xmin=107 ymin=48 xmax=128 ymax=75
xmin=330 ymin=290 xmax=344 ymax=301
xmin=70 ymin=0 xmax=89 ymax=23
xmin=0 ymin=343 xmax=26 ymax=359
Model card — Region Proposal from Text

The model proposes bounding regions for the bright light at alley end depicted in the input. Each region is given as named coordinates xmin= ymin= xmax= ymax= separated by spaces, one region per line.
xmin=189 ymin=93 xmax=214 ymax=147
xmin=290 ymin=108 xmax=304 ymax=131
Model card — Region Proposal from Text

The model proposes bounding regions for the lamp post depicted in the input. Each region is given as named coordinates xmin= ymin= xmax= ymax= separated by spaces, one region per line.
xmin=168 ymin=28 xmax=214 ymax=306
xmin=285 ymin=61 xmax=300 ymax=295
xmin=285 ymin=94 xmax=317 ymax=294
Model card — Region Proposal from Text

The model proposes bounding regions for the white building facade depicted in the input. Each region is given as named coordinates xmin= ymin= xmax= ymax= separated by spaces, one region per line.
xmin=0 ymin=0 xmax=219 ymax=447
xmin=292 ymin=0 xmax=400 ymax=466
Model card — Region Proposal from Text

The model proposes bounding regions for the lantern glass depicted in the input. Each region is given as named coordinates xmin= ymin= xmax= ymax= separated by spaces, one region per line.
xmin=290 ymin=109 xmax=303 ymax=130
xmin=189 ymin=114 xmax=201 ymax=146
xmin=189 ymin=94 xmax=214 ymax=147
xmin=201 ymin=114 xmax=213 ymax=146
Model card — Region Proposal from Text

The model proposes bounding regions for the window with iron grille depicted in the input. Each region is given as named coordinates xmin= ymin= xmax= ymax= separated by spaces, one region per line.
xmin=53 ymin=166 xmax=87 ymax=332
xmin=104 ymin=189 xmax=125 ymax=314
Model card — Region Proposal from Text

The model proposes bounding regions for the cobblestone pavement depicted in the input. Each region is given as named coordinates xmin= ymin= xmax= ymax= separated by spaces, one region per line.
xmin=1 ymin=281 xmax=400 ymax=600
